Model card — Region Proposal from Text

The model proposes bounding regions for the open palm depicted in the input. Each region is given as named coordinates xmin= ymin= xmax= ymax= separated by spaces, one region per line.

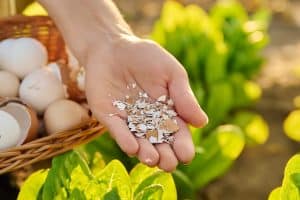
xmin=85 ymin=36 xmax=208 ymax=171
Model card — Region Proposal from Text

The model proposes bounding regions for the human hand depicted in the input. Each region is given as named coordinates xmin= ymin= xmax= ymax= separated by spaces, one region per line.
xmin=84 ymin=35 xmax=208 ymax=171
xmin=39 ymin=0 xmax=208 ymax=172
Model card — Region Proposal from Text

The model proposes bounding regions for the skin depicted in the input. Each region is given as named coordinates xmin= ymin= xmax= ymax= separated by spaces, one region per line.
xmin=39 ymin=0 xmax=208 ymax=172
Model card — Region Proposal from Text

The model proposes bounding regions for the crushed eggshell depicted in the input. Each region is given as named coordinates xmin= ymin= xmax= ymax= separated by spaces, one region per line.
xmin=111 ymin=85 xmax=179 ymax=144
xmin=159 ymin=118 xmax=179 ymax=133
xmin=146 ymin=130 xmax=158 ymax=139
xmin=157 ymin=95 xmax=167 ymax=102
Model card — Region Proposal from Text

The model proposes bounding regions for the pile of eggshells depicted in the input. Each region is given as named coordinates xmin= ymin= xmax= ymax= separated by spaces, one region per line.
xmin=0 ymin=37 xmax=90 ymax=151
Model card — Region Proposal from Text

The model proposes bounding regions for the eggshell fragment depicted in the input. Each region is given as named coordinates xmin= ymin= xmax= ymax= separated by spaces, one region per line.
xmin=0 ymin=99 xmax=39 ymax=144
xmin=47 ymin=62 xmax=85 ymax=101
xmin=19 ymin=68 xmax=66 ymax=114
xmin=0 ymin=70 xmax=20 ymax=97
xmin=44 ymin=99 xmax=90 ymax=135
xmin=1 ymin=37 xmax=47 ymax=78
xmin=0 ymin=110 xmax=21 ymax=151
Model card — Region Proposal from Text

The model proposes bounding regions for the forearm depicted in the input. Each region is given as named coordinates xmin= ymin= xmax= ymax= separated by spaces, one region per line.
xmin=38 ymin=0 xmax=133 ymax=63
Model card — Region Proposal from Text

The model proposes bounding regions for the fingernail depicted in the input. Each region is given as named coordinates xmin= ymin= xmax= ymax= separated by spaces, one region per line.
xmin=145 ymin=158 xmax=153 ymax=165
xmin=128 ymin=154 xmax=135 ymax=158
xmin=203 ymin=112 xmax=209 ymax=125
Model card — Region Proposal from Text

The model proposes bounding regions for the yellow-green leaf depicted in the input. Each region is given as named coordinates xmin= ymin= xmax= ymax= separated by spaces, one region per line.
xmin=23 ymin=2 xmax=48 ymax=16
xmin=268 ymin=187 xmax=281 ymax=200
xmin=281 ymin=154 xmax=300 ymax=200
xmin=18 ymin=169 xmax=48 ymax=200
xmin=130 ymin=163 xmax=177 ymax=200
xmin=96 ymin=160 xmax=131 ymax=200
xmin=284 ymin=110 xmax=300 ymax=142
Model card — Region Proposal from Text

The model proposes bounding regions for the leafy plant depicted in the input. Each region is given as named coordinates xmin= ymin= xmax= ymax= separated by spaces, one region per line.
xmin=151 ymin=0 xmax=270 ymax=133
xmin=150 ymin=1 xmax=270 ymax=198
xmin=268 ymin=154 xmax=300 ymax=200
xmin=18 ymin=150 xmax=176 ymax=200
xmin=175 ymin=125 xmax=245 ymax=199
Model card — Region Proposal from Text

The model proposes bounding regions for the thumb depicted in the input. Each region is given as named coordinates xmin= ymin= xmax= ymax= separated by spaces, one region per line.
xmin=169 ymin=69 xmax=208 ymax=127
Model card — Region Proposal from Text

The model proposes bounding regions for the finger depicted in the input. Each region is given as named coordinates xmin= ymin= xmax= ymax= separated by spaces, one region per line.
xmin=102 ymin=116 xmax=139 ymax=156
xmin=169 ymin=69 xmax=208 ymax=127
xmin=172 ymin=117 xmax=195 ymax=164
xmin=137 ymin=138 xmax=159 ymax=167
xmin=155 ymin=143 xmax=178 ymax=172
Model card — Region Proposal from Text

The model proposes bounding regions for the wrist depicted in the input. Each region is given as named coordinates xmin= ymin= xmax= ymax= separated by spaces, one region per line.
xmin=39 ymin=0 xmax=134 ymax=65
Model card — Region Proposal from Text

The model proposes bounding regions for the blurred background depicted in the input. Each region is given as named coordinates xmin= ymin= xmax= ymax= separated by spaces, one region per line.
xmin=1 ymin=0 xmax=300 ymax=200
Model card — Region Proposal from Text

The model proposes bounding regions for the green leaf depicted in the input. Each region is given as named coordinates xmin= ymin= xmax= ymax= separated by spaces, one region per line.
xmin=76 ymin=143 xmax=106 ymax=176
xmin=210 ymin=0 xmax=248 ymax=26
xmin=42 ymin=151 xmax=93 ymax=200
xmin=84 ymin=133 xmax=136 ymax=169
xmin=190 ymin=126 xmax=203 ymax=147
xmin=17 ymin=169 xmax=48 ymax=200
xmin=103 ymin=187 xmax=121 ymax=200
xmin=160 ymin=1 xmax=185 ymax=31
xmin=96 ymin=160 xmax=132 ymax=200
xmin=268 ymin=187 xmax=281 ymax=200
xmin=180 ymin=125 xmax=245 ymax=188
xmin=251 ymin=9 xmax=272 ymax=30
xmin=204 ymin=81 xmax=233 ymax=131
xmin=135 ymin=184 xmax=164 ymax=200
xmin=231 ymin=111 xmax=269 ymax=146
xmin=281 ymin=154 xmax=300 ymax=200
xmin=284 ymin=110 xmax=300 ymax=142
xmin=130 ymin=163 xmax=177 ymax=200
xmin=69 ymin=188 xmax=86 ymax=200
xmin=229 ymin=73 xmax=255 ymax=108
xmin=172 ymin=170 xmax=196 ymax=200
xmin=204 ymin=45 xmax=227 ymax=84
xmin=291 ymin=173 xmax=300 ymax=189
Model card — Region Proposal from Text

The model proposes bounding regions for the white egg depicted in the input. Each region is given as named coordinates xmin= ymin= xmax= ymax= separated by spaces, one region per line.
xmin=1 ymin=37 xmax=48 ymax=78
xmin=0 ymin=70 xmax=20 ymax=97
xmin=44 ymin=99 xmax=90 ymax=134
xmin=19 ymin=68 xmax=66 ymax=114
xmin=0 ymin=39 xmax=15 ymax=68
xmin=0 ymin=110 xmax=21 ymax=151
xmin=47 ymin=62 xmax=62 ymax=82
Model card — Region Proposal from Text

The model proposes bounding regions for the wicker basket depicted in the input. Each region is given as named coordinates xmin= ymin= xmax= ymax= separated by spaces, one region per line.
xmin=0 ymin=15 xmax=106 ymax=175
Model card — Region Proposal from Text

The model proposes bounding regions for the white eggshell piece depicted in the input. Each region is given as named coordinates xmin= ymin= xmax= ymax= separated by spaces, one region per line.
xmin=19 ymin=68 xmax=66 ymax=114
xmin=0 ymin=110 xmax=21 ymax=151
xmin=0 ymin=70 xmax=20 ymax=97
xmin=1 ymin=102 xmax=33 ymax=145
xmin=47 ymin=62 xmax=62 ymax=82
xmin=44 ymin=99 xmax=89 ymax=134
xmin=1 ymin=37 xmax=48 ymax=78
xmin=76 ymin=68 xmax=85 ymax=91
